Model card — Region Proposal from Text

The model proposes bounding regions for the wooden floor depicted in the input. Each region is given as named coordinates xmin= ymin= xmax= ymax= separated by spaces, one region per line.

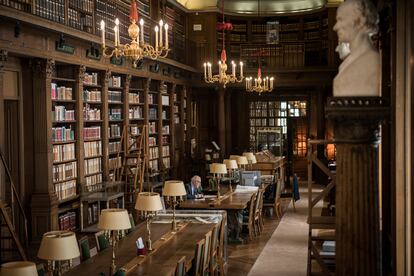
xmin=226 ymin=198 xmax=291 ymax=275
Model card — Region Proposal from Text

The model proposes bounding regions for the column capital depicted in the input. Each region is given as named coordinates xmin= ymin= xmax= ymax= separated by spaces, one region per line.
xmin=0 ymin=49 xmax=8 ymax=72
xmin=325 ymin=97 xmax=388 ymax=143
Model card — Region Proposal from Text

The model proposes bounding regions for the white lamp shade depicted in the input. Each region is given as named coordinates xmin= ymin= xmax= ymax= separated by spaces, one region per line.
xmin=237 ymin=156 xmax=248 ymax=165
xmin=229 ymin=155 xmax=240 ymax=160
xmin=37 ymin=231 xmax=80 ymax=261
xmin=223 ymin=159 xmax=238 ymax=169
xmin=163 ymin=180 xmax=187 ymax=196
xmin=135 ymin=192 xmax=163 ymax=212
xmin=98 ymin=209 xmax=131 ymax=230
xmin=250 ymin=155 xmax=257 ymax=164
xmin=1 ymin=261 xmax=37 ymax=276
xmin=243 ymin=152 xmax=254 ymax=160
xmin=210 ymin=163 xmax=227 ymax=174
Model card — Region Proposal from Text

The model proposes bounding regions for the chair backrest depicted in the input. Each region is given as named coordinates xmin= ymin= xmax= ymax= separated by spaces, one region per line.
xmin=174 ymin=256 xmax=186 ymax=276
xmin=202 ymin=230 xmax=212 ymax=273
xmin=95 ymin=230 xmax=109 ymax=251
xmin=128 ymin=213 xmax=136 ymax=233
xmin=193 ymin=239 xmax=205 ymax=276
xmin=254 ymin=189 xmax=263 ymax=217
xmin=78 ymin=236 xmax=91 ymax=261
xmin=249 ymin=192 xmax=257 ymax=223
xmin=210 ymin=223 xmax=219 ymax=258
xmin=36 ymin=263 xmax=45 ymax=276
xmin=218 ymin=213 xmax=227 ymax=260
xmin=275 ymin=178 xmax=282 ymax=205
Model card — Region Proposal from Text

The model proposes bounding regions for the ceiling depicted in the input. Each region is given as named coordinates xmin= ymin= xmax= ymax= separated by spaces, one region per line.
xmin=174 ymin=0 xmax=343 ymax=15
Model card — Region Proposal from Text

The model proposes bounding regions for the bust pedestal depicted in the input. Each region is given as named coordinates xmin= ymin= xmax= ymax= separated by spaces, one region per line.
xmin=326 ymin=97 xmax=387 ymax=276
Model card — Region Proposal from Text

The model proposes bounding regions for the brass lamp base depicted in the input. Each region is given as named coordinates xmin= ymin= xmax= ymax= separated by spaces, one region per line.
xmin=146 ymin=239 xmax=153 ymax=251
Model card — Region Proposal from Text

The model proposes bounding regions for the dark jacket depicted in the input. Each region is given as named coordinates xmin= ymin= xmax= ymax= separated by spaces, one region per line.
xmin=185 ymin=183 xmax=203 ymax=199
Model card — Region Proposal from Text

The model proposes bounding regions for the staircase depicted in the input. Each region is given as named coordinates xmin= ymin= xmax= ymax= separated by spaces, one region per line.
xmin=0 ymin=150 xmax=28 ymax=264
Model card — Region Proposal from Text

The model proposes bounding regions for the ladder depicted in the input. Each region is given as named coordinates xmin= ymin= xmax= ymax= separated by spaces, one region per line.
xmin=120 ymin=124 xmax=149 ymax=210
xmin=0 ymin=150 xmax=28 ymax=263
xmin=307 ymin=140 xmax=336 ymax=276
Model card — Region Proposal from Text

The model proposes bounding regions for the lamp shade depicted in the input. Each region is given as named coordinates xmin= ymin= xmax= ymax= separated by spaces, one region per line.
xmin=38 ymin=231 xmax=80 ymax=261
xmin=243 ymin=152 xmax=257 ymax=164
xmin=163 ymin=180 xmax=187 ymax=197
xmin=98 ymin=209 xmax=131 ymax=230
xmin=223 ymin=159 xmax=238 ymax=169
xmin=250 ymin=155 xmax=257 ymax=164
xmin=0 ymin=261 xmax=37 ymax=276
xmin=236 ymin=156 xmax=248 ymax=165
xmin=210 ymin=163 xmax=227 ymax=174
xmin=229 ymin=155 xmax=240 ymax=160
xmin=135 ymin=192 xmax=163 ymax=212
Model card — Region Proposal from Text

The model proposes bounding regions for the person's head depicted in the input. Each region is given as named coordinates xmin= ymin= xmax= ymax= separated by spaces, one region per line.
xmin=191 ymin=175 xmax=201 ymax=188
xmin=333 ymin=0 xmax=378 ymax=44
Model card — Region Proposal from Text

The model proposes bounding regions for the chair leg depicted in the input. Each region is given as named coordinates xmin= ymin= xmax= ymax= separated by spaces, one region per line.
xmin=274 ymin=205 xmax=280 ymax=219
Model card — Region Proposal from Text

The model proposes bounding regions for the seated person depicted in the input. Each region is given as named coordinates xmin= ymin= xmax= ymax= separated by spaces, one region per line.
xmin=185 ymin=175 xmax=204 ymax=199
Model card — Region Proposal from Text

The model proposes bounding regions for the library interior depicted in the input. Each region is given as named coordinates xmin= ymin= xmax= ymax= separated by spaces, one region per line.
xmin=0 ymin=0 xmax=412 ymax=275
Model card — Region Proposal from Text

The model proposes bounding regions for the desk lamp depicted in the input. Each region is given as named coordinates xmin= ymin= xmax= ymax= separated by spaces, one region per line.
xmin=98 ymin=209 xmax=131 ymax=275
xmin=135 ymin=192 xmax=163 ymax=251
xmin=0 ymin=261 xmax=37 ymax=276
xmin=210 ymin=163 xmax=227 ymax=198
xmin=236 ymin=156 xmax=248 ymax=171
xmin=229 ymin=155 xmax=240 ymax=160
xmin=37 ymin=231 xmax=80 ymax=276
xmin=223 ymin=159 xmax=238 ymax=192
xmin=243 ymin=152 xmax=257 ymax=170
xmin=163 ymin=180 xmax=187 ymax=232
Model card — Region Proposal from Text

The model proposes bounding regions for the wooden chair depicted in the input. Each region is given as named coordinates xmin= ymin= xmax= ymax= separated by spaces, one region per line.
xmin=209 ymin=223 xmax=220 ymax=275
xmin=128 ymin=213 xmax=136 ymax=234
xmin=36 ymin=263 xmax=45 ymax=276
xmin=174 ymin=256 xmax=186 ymax=276
xmin=95 ymin=230 xmax=110 ymax=251
xmin=78 ymin=236 xmax=91 ymax=262
xmin=253 ymin=189 xmax=264 ymax=236
xmin=192 ymin=239 xmax=205 ymax=276
xmin=202 ymin=230 xmax=212 ymax=275
xmin=242 ymin=192 xmax=257 ymax=240
xmin=217 ymin=213 xmax=227 ymax=276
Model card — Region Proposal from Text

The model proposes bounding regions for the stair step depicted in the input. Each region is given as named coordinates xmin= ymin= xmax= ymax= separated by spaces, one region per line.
xmin=311 ymin=235 xmax=336 ymax=241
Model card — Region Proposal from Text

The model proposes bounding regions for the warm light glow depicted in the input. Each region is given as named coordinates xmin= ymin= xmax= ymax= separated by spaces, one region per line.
xmin=100 ymin=0 xmax=170 ymax=67
xmin=246 ymin=68 xmax=274 ymax=94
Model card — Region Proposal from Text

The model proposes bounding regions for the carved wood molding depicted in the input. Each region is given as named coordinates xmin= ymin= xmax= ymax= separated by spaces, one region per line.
xmin=104 ymin=69 xmax=111 ymax=84
xmin=30 ymin=58 xmax=55 ymax=79
xmin=0 ymin=49 xmax=8 ymax=72
xmin=125 ymin=74 xmax=132 ymax=87
xmin=79 ymin=65 xmax=86 ymax=82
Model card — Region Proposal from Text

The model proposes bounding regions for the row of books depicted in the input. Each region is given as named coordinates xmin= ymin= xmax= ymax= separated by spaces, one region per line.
xmin=130 ymin=125 xmax=140 ymax=136
xmin=69 ymin=0 xmax=93 ymax=14
xmin=149 ymin=108 xmax=157 ymax=120
xmin=53 ymin=143 xmax=75 ymax=162
xmin=108 ymin=91 xmax=122 ymax=103
xmin=161 ymin=95 xmax=169 ymax=106
xmin=87 ymin=203 xmax=98 ymax=225
xmin=52 ymin=126 xmax=75 ymax=142
xmin=128 ymin=92 xmax=141 ymax=104
xmin=85 ymin=174 xmax=102 ymax=192
xmin=148 ymin=137 xmax=156 ymax=146
xmin=1 ymin=0 xmax=31 ymax=12
xmin=149 ymin=122 xmax=157 ymax=134
xmin=161 ymin=110 xmax=169 ymax=120
xmin=148 ymin=94 xmax=156 ymax=104
xmin=84 ymin=141 xmax=102 ymax=158
xmin=53 ymin=161 xmax=77 ymax=182
xmin=109 ymin=141 xmax=121 ymax=154
xmin=53 ymin=106 xmax=75 ymax=122
xmin=83 ymin=72 xmax=98 ymax=85
xmin=149 ymin=147 xmax=159 ymax=159
xmin=84 ymin=126 xmax=101 ymax=140
xmin=52 ymin=84 xmax=73 ymax=100
xmin=108 ymin=124 xmax=121 ymax=138
xmin=68 ymin=8 xmax=93 ymax=32
xmin=149 ymin=159 xmax=158 ymax=171
xmin=174 ymin=115 xmax=180 ymax=124
xmin=83 ymin=89 xmax=101 ymax=102
xmin=109 ymin=156 xmax=121 ymax=170
xmin=83 ymin=105 xmax=101 ymax=121
xmin=162 ymin=125 xmax=170 ymax=135
xmin=250 ymin=109 xmax=268 ymax=117
xmin=249 ymin=119 xmax=268 ymax=127
xmin=161 ymin=136 xmax=169 ymax=145
xmin=128 ymin=138 xmax=137 ymax=151
xmin=162 ymin=145 xmax=170 ymax=157
xmin=109 ymin=108 xmax=122 ymax=120
xmin=162 ymin=157 xmax=170 ymax=169
xmin=129 ymin=106 xmax=143 ymax=119
xmin=59 ymin=211 xmax=77 ymax=230
xmin=108 ymin=76 xmax=122 ymax=87
xmin=84 ymin=157 xmax=101 ymax=175
xmin=54 ymin=180 xmax=77 ymax=201
xmin=34 ymin=0 xmax=65 ymax=24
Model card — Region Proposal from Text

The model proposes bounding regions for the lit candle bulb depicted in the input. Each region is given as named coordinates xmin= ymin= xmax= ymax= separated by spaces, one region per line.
xmin=139 ymin=19 xmax=144 ymax=45
xmin=231 ymin=61 xmax=235 ymax=77
xmin=155 ymin=26 xmax=159 ymax=49
xmin=114 ymin=26 xmax=118 ymax=47
xmin=270 ymin=77 xmax=274 ymax=89
xmin=207 ymin=62 xmax=212 ymax=77
xmin=115 ymin=18 xmax=120 ymax=46
xmin=240 ymin=61 xmax=243 ymax=77
xmin=159 ymin=20 xmax=164 ymax=47
xmin=203 ymin=63 xmax=207 ymax=79
xmin=100 ymin=20 xmax=105 ymax=47
xmin=164 ymin=24 xmax=169 ymax=49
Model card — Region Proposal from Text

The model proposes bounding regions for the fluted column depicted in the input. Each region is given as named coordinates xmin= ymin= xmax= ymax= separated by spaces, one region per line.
xmin=326 ymin=97 xmax=387 ymax=276
xmin=218 ymin=87 xmax=225 ymax=157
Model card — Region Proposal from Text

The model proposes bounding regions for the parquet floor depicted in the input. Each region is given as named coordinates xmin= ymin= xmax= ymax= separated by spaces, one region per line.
xmin=226 ymin=198 xmax=291 ymax=276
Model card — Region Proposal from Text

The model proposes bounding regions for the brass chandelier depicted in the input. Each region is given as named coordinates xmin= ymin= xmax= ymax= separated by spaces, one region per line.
xmin=246 ymin=65 xmax=274 ymax=94
xmin=100 ymin=0 xmax=170 ymax=67
xmin=203 ymin=0 xmax=244 ymax=88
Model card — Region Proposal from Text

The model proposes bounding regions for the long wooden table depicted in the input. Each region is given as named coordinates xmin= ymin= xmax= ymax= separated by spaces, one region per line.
xmin=65 ymin=221 xmax=215 ymax=275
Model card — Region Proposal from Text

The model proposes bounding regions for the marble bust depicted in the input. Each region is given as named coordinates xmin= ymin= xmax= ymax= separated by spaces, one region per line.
xmin=333 ymin=0 xmax=380 ymax=97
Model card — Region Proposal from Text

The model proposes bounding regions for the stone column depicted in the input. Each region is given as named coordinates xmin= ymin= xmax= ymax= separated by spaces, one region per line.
xmin=0 ymin=50 xmax=7 ymax=201
xmin=326 ymin=97 xmax=386 ymax=276
xmin=217 ymin=87 xmax=225 ymax=157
